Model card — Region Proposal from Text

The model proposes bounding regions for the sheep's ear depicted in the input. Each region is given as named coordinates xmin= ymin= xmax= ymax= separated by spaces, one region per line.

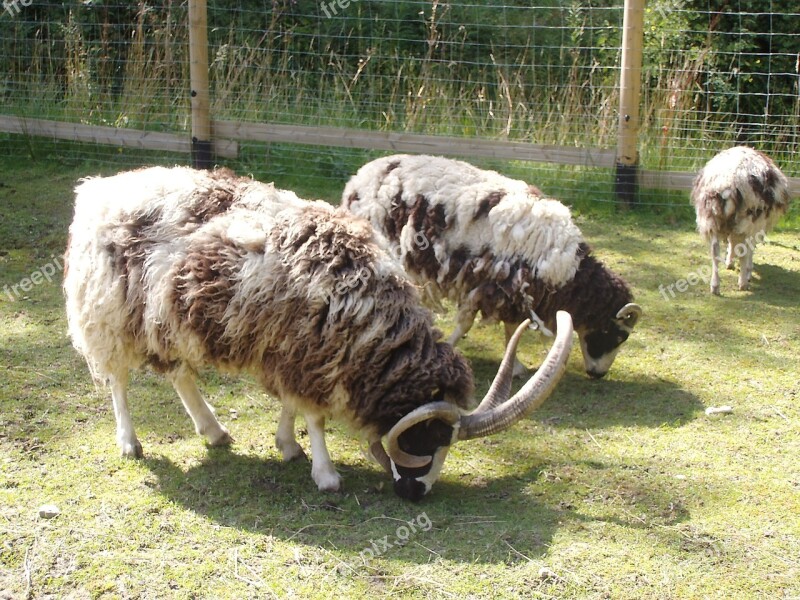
xmin=615 ymin=303 xmax=642 ymax=330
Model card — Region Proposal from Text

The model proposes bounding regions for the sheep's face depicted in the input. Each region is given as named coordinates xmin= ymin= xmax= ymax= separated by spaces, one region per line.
xmin=577 ymin=304 xmax=641 ymax=378
xmin=578 ymin=325 xmax=629 ymax=378
xmin=390 ymin=418 xmax=458 ymax=501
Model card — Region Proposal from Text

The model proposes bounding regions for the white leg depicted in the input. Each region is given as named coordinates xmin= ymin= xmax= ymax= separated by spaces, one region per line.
xmin=304 ymin=413 xmax=341 ymax=492
xmin=110 ymin=369 xmax=142 ymax=458
xmin=739 ymin=245 xmax=754 ymax=290
xmin=275 ymin=405 xmax=306 ymax=461
xmin=169 ymin=366 xmax=232 ymax=447
xmin=710 ymin=237 xmax=721 ymax=295
xmin=504 ymin=321 xmax=529 ymax=378
xmin=447 ymin=305 xmax=478 ymax=346
xmin=725 ymin=237 xmax=736 ymax=270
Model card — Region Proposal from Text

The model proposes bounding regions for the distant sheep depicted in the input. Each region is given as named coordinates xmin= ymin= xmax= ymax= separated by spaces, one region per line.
xmin=64 ymin=166 xmax=574 ymax=501
xmin=342 ymin=154 xmax=641 ymax=379
xmin=691 ymin=146 xmax=791 ymax=294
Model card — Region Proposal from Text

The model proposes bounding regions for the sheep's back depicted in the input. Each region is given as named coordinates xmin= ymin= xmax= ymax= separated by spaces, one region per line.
xmin=343 ymin=155 xmax=584 ymax=312
xmin=65 ymin=168 xmax=460 ymax=429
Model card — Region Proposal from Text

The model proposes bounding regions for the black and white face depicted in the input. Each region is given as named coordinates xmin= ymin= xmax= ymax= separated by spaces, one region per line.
xmin=578 ymin=321 xmax=631 ymax=379
xmin=390 ymin=419 xmax=459 ymax=501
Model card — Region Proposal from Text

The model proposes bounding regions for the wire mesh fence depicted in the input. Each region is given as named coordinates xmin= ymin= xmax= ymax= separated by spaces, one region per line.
xmin=0 ymin=1 xmax=798 ymax=208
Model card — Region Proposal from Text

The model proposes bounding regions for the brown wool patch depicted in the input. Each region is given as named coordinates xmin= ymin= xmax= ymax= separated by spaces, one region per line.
xmin=173 ymin=239 xmax=242 ymax=363
xmin=473 ymin=190 xmax=506 ymax=220
xmin=385 ymin=160 xmax=401 ymax=174
xmin=343 ymin=319 xmax=474 ymax=435
xmin=189 ymin=168 xmax=249 ymax=223
xmin=529 ymin=250 xmax=633 ymax=333
xmin=192 ymin=187 xmax=236 ymax=223
xmin=383 ymin=188 xmax=409 ymax=241
xmin=400 ymin=195 xmax=445 ymax=280
xmin=145 ymin=354 xmax=180 ymax=373
xmin=103 ymin=209 xmax=164 ymax=345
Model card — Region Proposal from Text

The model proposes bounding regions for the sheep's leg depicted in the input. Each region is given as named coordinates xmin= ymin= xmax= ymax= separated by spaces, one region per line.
xmin=738 ymin=243 xmax=754 ymax=291
xmin=169 ymin=367 xmax=233 ymax=447
xmin=304 ymin=413 xmax=341 ymax=492
xmin=447 ymin=305 xmax=478 ymax=346
xmin=110 ymin=369 xmax=143 ymax=458
xmin=275 ymin=404 xmax=306 ymax=461
xmin=725 ymin=243 xmax=732 ymax=269
xmin=725 ymin=234 xmax=753 ymax=290
xmin=725 ymin=235 xmax=747 ymax=271
xmin=710 ymin=236 xmax=721 ymax=295
xmin=504 ymin=321 xmax=529 ymax=378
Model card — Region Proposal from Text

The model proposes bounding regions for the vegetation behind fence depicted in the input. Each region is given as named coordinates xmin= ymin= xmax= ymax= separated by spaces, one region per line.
xmin=1 ymin=1 xmax=798 ymax=206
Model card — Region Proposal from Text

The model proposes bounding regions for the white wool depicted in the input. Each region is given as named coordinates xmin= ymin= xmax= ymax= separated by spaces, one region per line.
xmin=691 ymin=146 xmax=791 ymax=294
xmin=343 ymin=154 xmax=583 ymax=290
xmin=693 ymin=145 xmax=790 ymax=240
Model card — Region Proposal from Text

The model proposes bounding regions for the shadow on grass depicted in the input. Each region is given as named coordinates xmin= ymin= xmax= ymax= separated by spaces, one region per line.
xmin=141 ymin=442 xmax=695 ymax=567
xmin=141 ymin=449 xmax=561 ymax=563
xmin=746 ymin=263 xmax=800 ymax=307
xmin=468 ymin=360 xmax=704 ymax=430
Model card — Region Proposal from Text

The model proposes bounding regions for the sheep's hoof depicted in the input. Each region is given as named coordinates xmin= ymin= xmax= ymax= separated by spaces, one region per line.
xmin=312 ymin=468 xmax=342 ymax=492
xmin=120 ymin=440 xmax=143 ymax=459
xmin=278 ymin=440 xmax=307 ymax=462
xmin=738 ymin=274 xmax=752 ymax=291
xmin=207 ymin=430 xmax=234 ymax=447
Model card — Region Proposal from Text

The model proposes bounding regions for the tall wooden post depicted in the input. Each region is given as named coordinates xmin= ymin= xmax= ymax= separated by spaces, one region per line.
xmin=188 ymin=0 xmax=212 ymax=169
xmin=615 ymin=0 xmax=645 ymax=205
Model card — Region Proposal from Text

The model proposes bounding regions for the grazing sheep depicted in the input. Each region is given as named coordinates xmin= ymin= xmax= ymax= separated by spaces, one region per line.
xmin=342 ymin=154 xmax=640 ymax=379
xmin=64 ymin=166 xmax=574 ymax=501
xmin=691 ymin=146 xmax=791 ymax=294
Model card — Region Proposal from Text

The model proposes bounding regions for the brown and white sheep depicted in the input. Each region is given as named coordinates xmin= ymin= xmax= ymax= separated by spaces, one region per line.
xmin=63 ymin=166 xmax=574 ymax=501
xmin=691 ymin=146 xmax=791 ymax=294
xmin=342 ymin=154 xmax=640 ymax=379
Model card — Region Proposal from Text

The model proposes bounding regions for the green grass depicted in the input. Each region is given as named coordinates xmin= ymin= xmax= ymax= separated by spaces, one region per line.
xmin=1 ymin=158 xmax=799 ymax=599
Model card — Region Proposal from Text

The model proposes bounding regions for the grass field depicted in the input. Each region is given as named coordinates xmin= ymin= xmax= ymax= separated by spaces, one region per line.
xmin=1 ymin=157 xmax=798 ymax=599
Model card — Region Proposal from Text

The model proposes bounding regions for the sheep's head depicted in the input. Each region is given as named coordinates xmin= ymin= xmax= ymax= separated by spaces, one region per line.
xmin=371 ymin=311 xmax=574 ymax=501
xmin=578 ymin=303 xmax=641 ymax=379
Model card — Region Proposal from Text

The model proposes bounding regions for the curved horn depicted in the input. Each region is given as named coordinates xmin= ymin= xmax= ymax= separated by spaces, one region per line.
xmin=457 ymin=311 xmax=573 ymax=441
xmin=615 ymin=303 xmax=642 ymax=329
xmin=471 ymin=319 xmax=531 ymax=414
xmin=385 ymin=402 xmax=461 ymax=468
xmin=369 ymin=440 xmax=393 ymax=474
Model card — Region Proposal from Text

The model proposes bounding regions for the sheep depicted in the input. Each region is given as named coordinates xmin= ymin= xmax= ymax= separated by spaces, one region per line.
xmin=690 ymin=146 xmax=791 ymax=294
xmin=63 ymin=165 xmax=574 ymax=501
xmin=342 ymin=154 xmax=641 ymax=379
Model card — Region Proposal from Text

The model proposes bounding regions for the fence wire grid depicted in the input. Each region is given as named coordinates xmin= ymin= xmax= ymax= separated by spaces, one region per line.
xmin=1 ymin=1 xmax=798 ymax=208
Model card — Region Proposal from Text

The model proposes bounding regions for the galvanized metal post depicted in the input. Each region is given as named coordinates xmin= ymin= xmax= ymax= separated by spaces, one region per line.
xmin=615 ymin=0 xmax=645 ymax=205
xmin=189 ymin=0 xmax=212 ymax=169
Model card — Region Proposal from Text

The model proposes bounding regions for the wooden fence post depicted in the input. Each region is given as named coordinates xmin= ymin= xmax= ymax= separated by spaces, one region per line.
xmin=188 ymin=0 xmax=212 ymax=169
xmin=615 ymin=0 xmax=645 ymax=205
